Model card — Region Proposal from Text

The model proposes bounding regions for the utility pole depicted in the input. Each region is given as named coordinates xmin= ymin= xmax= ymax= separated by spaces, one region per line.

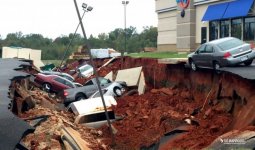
xmin=72 ymin=0 xmax=116 ymax=145
xmin=121 ymin=1 xmax=129 ymax=69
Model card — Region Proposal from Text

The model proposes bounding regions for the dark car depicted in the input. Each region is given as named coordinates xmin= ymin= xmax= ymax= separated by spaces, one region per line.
xmin=60 ymin=77 xmax=127 ymax=105
xmin=188 ymin=37 xmax=255 ymax=71
xmin=34 ymin=74 xmax=76 ymax=93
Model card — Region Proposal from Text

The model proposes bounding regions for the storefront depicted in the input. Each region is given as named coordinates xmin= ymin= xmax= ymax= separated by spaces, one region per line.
xmin=155 ymin=0 xmax=255 ymax=52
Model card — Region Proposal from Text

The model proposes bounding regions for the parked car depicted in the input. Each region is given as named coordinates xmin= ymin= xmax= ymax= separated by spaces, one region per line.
xmin=40 ymin=71 xmax=74 ymax=82
xmin=77 ymin=64 xmax=94 ymax=78
xmin=34 ymin=74 xmax=77 ymax=93
xmin=188 ymin=37 xmax=255 ymax=71
xmin=60 ymin=77 xmax=127 ymax=105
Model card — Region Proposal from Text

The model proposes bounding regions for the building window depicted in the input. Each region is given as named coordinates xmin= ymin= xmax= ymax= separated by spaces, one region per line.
xmin=231 ymin=19 xmax=242 ymax=39
xmin=244 ymin=17 xmax=255 ymax=41
xmin=220 ymin=20 xmax=230 ymax=38
xmin=209 ymin=21 xmax=219 ymax=41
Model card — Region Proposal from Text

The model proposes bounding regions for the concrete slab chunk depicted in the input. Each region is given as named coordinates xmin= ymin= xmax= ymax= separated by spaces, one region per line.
xmin=138 ymin=71 xmax=146 ymax=95
xmin=115 ymin=66 xmax=142 ymax=86
xmin=104 ymin=71 xmax=113 ymax=81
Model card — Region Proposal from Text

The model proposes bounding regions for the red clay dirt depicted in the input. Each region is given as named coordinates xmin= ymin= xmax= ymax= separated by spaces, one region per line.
xmin=14 ymin=57 xmax=255 ymax=149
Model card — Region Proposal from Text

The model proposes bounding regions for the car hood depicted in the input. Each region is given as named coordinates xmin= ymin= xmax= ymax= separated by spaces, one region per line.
xmin=187 ymin=52 xmax=195 ymax=58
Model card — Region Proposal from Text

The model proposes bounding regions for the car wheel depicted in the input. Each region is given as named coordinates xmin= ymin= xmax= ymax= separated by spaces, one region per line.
xmin=244 ymin=59 xmax=253 ymax=66
xmin=213 ymin=61 xmax=221 ymax=70
xmin=190 ymin=60 xmax=197 ymax=71
xmin=75 ymin=94 xmax=86 ymax=101
xmin=42 ymin=83 xmax=51 ymax=92
xmin=113 ymin=87 xmax=122 ymax=97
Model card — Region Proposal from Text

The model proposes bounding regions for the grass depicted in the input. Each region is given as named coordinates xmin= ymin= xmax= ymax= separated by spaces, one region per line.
xmin=126 ymin=52 xmax=188 ymax=59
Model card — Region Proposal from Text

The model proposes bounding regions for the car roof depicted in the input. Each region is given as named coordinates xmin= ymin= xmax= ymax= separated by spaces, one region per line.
xmin=38 ymin=73 xmax=62 ymax=78
xmin=208 ymin=37 xmax=237 ymax=45
xmin=78 ymin=64 xmax=92 ymax=69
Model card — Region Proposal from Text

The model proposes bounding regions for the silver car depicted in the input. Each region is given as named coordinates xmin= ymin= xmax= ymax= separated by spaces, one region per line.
xmin=188 ymin=37 xmax=255 ymax=71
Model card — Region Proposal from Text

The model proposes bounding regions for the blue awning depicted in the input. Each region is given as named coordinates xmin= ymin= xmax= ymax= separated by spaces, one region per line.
xmin=202 ymin=3 xmax=229 ymax=21
xmin=202 ymin=0 xmax=254 ymax=21
xmin=222 ymin=0 xmax=254 ymax=19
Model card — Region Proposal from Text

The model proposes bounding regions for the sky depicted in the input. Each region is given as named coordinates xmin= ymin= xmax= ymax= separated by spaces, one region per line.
xmin=0 ymin=0 xmax=157 ymax=39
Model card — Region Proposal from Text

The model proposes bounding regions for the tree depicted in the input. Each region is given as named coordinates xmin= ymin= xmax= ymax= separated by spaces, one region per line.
xmin=1 ymin=26 xmax=158 ymax=59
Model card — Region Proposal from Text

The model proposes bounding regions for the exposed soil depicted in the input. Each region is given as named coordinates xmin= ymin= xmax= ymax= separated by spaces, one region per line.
xmin=12 ymin=57 xmax=255 ymax=149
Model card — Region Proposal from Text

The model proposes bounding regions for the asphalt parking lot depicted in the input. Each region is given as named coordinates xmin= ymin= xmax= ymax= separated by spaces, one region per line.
xmin=220 ymin=63 xmax=255 ymax=80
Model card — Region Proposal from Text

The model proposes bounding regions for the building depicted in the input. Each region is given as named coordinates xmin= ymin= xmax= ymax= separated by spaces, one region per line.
xmin=155 ymin=0 xmax=255 ymax=52
xmin=1 ymin=47 xmax=44 ymax=69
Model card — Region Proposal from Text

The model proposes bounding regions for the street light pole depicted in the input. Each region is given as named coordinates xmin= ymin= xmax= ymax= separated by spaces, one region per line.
xmin=121 ymin=1 xmax=129 ymax=69
xmin=72 ymin=0 xmax=116 ymax=145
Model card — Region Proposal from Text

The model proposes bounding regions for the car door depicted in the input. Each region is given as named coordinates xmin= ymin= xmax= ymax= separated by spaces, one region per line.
xmin=52 ymin=77 xmax=70 ymax=92
xmin=203 ymin=44 xmax=215 ymax=67
xmin=83 ymin=80 xmax=99 ymax=96
xmin=192 ymin=44 xmax=206 ymax=67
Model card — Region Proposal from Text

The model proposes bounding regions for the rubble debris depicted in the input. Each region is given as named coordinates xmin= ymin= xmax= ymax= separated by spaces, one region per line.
xmin=61 ymin=127 xmax=91 ymax=150
xmin=4 ymin=56 xmax=255 ymax=149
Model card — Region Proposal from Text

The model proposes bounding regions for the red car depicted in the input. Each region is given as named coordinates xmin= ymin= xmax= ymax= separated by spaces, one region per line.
xmin=34 ymin=73 xmax=76 ymax=93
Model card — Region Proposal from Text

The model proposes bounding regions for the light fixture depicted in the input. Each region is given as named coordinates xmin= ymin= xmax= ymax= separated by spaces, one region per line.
xmin=87 ymin=6 xmax=93 ymax=11
xmin=82 ymin=3 xmax=87 ymax=9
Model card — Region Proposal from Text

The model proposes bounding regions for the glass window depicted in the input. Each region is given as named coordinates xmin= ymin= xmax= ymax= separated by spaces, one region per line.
xmin=220 ymin=20 xmax=230 ymax=38
xmin=217 ymin=38 xmax=243 ymax=51
xmin=99 ymin=77 xmax=111 ymax=84
xmin=197 ymin=44 xmax=206 ymax=53
xmin=54 ymin=77 xmax=65 ymax=84
xmin=65 ymin=80 xmax=74 ymax=88
xmin=205 ymin=45 xmax=214 ymax=53
xmin=84 ymin=80 xmax=94 ymax=86
xmin=209 ymin=21 xmax=219 ymax=41
xmin=231 ymin=19 xmax=242 ymax=39
xmin=244 ymin=17 xmax=255 ymax=41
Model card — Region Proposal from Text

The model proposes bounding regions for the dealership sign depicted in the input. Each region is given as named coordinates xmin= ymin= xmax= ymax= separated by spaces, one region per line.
xmin=176 ymin=0 xmax=190 ymax=9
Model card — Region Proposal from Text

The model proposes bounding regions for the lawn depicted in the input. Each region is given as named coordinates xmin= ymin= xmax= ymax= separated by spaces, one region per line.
xmin=126 ymin=52 xmax=188 ymax=59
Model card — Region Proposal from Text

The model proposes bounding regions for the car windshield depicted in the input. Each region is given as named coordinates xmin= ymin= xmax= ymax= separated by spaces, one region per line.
xmin=217 ymin=38 xmax=244 ymax=51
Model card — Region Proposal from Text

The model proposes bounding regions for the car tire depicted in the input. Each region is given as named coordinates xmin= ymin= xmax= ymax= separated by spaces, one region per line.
xmin=42 ymin=83 xmax=51 ymax=92
xmin=213 ymin=61 xmax=221 ymax=70
xmin=113 ymin=87 xmax=122 ymax=97
xmin=244 ymin=59 xmax=253 ymax=66
xmin=75 ymin=94 xmax=86 ymax=101
xmin=190 ymin=60 xmax=197 ymax=71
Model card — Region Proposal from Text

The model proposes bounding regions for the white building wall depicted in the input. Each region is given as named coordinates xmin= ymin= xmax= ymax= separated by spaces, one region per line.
xmin=158 ymin=11 xmax=177 ymax=45
xmin=2 ymin=47 xmax=18 ymax=58
xmin=18 ymin=48 xmax=30 ymax=59
xmin=156 ymin=0 xmax=176 ymax=11
xmin=195 ymin=4 xmax=209 ymax=43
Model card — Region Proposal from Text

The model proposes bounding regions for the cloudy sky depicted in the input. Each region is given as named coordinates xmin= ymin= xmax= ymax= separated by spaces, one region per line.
xmin=0 ymin=0 xmax=157 ymax=39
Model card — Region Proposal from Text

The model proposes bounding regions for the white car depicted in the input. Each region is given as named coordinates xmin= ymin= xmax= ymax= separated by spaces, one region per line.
xmin=67 ymin=96 xmax=117 ymax=128
xmin=89 ymin=82 xmax=126 ymax=98
xmin=77 ymin=64 xmax=94 ymax=78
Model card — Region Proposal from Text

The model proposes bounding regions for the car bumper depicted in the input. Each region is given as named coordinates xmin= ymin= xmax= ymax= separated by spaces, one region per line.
xmin=64 ymin=97 xmax=75 ymax=104
xmin=222 ymin=51 xmax=255 ymax=66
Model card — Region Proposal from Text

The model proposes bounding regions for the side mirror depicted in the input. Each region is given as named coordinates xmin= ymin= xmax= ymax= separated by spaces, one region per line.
xmin=195 ymin=51 xmax=199 ymax=54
